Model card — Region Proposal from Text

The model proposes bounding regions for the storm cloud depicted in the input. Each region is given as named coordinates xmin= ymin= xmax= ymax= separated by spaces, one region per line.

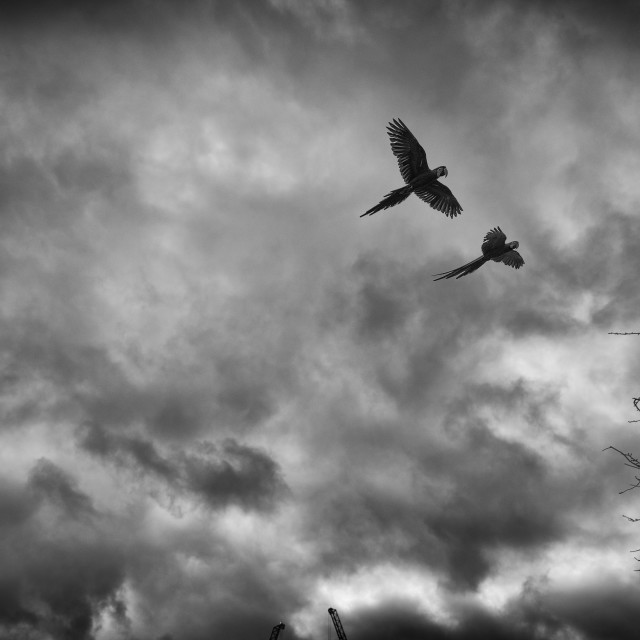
xmin=1 ymin=1 xmax=640 ymax=639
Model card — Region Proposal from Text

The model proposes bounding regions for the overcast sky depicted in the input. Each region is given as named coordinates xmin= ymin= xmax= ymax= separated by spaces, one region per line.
xmin=2 ymin=1 xmax=640 ymax=639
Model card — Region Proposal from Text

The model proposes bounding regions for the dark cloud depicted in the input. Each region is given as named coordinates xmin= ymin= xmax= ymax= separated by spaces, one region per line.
xmin=297 ymin=415 xmax=569 ymax=590
xmin=326 ymin=576 xmax=640 ymax=640
xmin=344 ymin=600 xmax=527 ymax=640
xmin=0 ymin=1 xmax=639 ymax=638
xmin=546 ymin=0 xmax=640 ymax=49
xmin=0 ymin=0 xmax=204 ymax=33
xmin=0 ymin=582 xmax=39 ymax=630
xmin=0 ymin=156 xmax=55 ymax=218
xmin=28 ymin=458 xmax=97 ymax=518
xmin=184 ymin=438 xmax=288 ymax=510
xmin=81 ymin=423 xmax=177 ymax=480
xmin=0 ymin=455 xmax=294 ymax=640
xmin=540 ymin=578 xmax=640 ymax=640
xmin=21 ymin=544 xmax=126 ymax=640
xmin=351 ymin=255 xmax=422 ymax=339
xmin=424 ymin=426 xmax=559 ymax=590
xmin=334 ymin=603 xmax=453 ymax=640
xmin=0 ymin=461 xmax=127 ymax=640
xmin=51 ymin=147 xmax=131 ymax=196
xmin=0 ymin=479 xmax=35 ymax=528
xmin=79 ymin=423 xmax=288 ymax=512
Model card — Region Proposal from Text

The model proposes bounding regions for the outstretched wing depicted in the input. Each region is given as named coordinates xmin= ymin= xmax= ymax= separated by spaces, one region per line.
xmin=414 ymin=181 xmax=463 ymax=218
xmin=387 ymin=118 xmax=429 ymax=184
xmin=481 ymin=227 xmax=507 ymax=254
xmin=494 ymin=250 xmax=524 ymax=269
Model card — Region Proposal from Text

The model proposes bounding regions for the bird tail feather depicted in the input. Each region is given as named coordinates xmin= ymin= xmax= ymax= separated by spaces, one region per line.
xmin=361 ymin=185 xmax=413 ymax=217
xmin=433 ymin=255 xmax=487 ymax=281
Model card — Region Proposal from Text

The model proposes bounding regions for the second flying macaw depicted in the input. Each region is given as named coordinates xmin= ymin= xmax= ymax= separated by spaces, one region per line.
xmin=433 ymin=227 xmax=524 ymax=281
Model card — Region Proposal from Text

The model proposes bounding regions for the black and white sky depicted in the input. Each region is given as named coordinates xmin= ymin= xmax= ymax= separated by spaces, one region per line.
xmin=2 ymin=1 xmax=640 ymax=639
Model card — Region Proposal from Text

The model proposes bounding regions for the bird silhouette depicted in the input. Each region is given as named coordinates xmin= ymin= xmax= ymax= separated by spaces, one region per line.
xmin=362 ymin=118 xmax=462 ymax=218
xmin=433 ymin=227 xmax=524 ymax=280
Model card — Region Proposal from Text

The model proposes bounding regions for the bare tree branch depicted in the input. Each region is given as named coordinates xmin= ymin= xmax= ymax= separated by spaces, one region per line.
xmin=621 ymin=481 xmax=640 ymax=494
xmin=605 ymin=331 xmax=640 ymax=570
xmin=603 ymin=446 xmax=640 ymax=469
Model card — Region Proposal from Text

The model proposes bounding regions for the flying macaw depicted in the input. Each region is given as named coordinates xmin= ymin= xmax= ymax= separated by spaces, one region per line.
xmin=433 ymin=227 xmax=524 ymax=281
xmin=362 ymin=118 xmax=462 ymax=218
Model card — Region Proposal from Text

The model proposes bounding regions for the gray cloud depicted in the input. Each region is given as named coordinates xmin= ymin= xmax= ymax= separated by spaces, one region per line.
xmin=1 ymin=1 xmax=639 ymax=638
xmin=342 ymin=600 xmax=523 ymax=640
xmin=28 ymin=458 xmax=97 ymax=519
xmin=323 ymin=574 xmax=640 ymax=640
xmin=0 ymin=462 xmax=127 ymax=640
xmin=0 ymin=479 xmax=35 ymax=528
xmin=294 ymin=411 xmax=572 ymax=590
xmin=79 ymin=423 xmax=288 ymax=512
xmin=183 ymin=438 xmax=288 ymax=510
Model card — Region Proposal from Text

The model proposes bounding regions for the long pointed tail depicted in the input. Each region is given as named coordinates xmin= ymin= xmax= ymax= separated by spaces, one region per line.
xmin=361 ymin=185 xmax=413 ymax=217
xmin=433 ymin=255 xmax=487 ymax=281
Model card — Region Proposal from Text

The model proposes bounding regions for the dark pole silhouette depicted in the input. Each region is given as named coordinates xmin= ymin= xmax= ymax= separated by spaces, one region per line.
xmin=267 ymin=622 xmax=285 ymax=640
xmin=328 ymin=608 xmax=349 ymax=640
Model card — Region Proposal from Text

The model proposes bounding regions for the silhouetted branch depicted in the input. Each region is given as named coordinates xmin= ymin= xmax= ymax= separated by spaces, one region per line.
xmin=603 ymin=447 xmax=640 ymax=495
xmin=605 ymin=331 xmax=640 ymax=570
xmin=603 ymin=446 xmax=640 ymax=468
xmin=621 ymin=480 xmax=640 ymax=494
xmin=603 ymin=446 xmax=640 ymax=469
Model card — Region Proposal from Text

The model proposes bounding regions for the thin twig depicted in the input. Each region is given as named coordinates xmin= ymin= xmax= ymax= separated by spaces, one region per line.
xmin=603 ymin=446 xmax=640 ymax=469
xmin=620 ymin=479 xmax=640 ymax=494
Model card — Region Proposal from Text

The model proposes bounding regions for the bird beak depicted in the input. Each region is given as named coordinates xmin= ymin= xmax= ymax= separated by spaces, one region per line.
xmin=444 ymin=168 xmax=448 ymax=178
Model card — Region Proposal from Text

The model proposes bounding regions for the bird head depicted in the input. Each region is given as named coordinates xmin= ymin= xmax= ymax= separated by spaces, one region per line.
xmin=509 ymin=241 xmax=519 ymax=249
xmin=436 ymin=166 xmax=448 ymax=178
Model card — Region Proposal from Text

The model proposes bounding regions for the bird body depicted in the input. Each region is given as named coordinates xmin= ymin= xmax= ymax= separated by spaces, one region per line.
xmin=433 ymin=227 xmax=524 ymax=280
xmin=362 ymin=119 xmax=462 ymax=218
xmin=408 ymin=168 xmax=443 ymax=189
